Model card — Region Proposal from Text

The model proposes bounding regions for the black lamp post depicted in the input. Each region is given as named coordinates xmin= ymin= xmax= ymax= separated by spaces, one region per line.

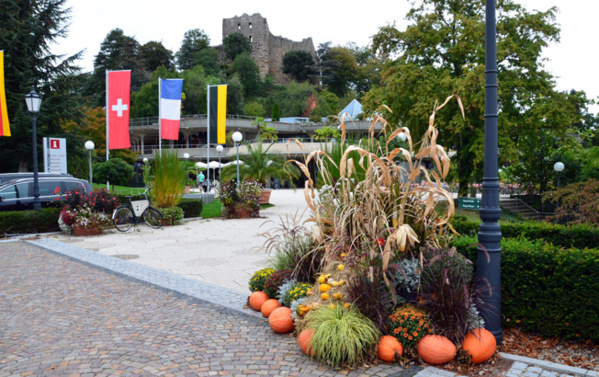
xmin=25 ymin=87 xmax=42 ymax=210
xmin=477 ymin=0 xmax=503 ymax=343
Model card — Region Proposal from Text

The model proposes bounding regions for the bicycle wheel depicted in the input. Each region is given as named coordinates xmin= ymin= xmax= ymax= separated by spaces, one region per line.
xmin=113 ymin=206 xmax=134 ymax=232
xmin=143 ymin=207 xmax=163 ymax=229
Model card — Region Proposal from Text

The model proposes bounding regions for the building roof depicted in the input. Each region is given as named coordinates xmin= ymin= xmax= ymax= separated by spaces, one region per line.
xmin=338 ymin=99 xmax=362 ymax=121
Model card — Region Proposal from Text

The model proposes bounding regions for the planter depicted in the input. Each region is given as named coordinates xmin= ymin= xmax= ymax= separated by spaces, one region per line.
xmin=162 ymin=217 xmax=175 ymax=226
xmin=259 ymin=189 xmax=272 ymax=205
xmin=236 ymin=207 xmax=252 ymax=218
xmin=72 ymin=223 xmax=102 ymax=237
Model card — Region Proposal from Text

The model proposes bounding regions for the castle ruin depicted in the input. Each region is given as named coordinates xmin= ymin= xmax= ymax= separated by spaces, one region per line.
xmin=221 ymin=13 xmax=317 ymax=82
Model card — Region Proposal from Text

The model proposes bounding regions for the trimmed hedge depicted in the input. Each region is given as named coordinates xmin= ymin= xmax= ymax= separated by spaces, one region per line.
xmin=178 ymin=199 xmax=203 ymax=218
xmin=0 ymin=207 xmax=61 ymax=235
xmin=452 ymin=235 xmax=599 ymax=342
xmin=452 ymin=216 xmax=599 ymax=249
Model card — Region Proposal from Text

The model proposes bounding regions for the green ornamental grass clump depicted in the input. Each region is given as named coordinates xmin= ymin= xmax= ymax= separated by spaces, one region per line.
xmin=249 ymin=268 xmax=274 ymax=292
xmin=306 ymin=305 xmax=380 ymax=368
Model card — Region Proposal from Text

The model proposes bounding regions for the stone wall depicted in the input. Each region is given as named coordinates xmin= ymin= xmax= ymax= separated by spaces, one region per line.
xmin=221 ymin=13 xmax=316 ymax=83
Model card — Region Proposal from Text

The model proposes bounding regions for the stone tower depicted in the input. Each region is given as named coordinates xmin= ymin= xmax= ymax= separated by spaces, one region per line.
xmin=222 ymin=13 xmax=317 ymax=82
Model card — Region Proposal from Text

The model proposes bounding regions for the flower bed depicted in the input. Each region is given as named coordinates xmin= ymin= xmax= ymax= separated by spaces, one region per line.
xmin=58 ymin=189 xmax=115 ymax=235
xmin=246 ymin=103 xmax=502 ymax=369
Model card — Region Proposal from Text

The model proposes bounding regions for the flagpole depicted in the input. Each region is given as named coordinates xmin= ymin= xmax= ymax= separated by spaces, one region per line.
xmin=105 ymin=70 xmax=110 ymax=191
xmin=206 ymin=84 xmax=211 ymax=193
xmin=158 ymin=77 xmax=162 ymax=155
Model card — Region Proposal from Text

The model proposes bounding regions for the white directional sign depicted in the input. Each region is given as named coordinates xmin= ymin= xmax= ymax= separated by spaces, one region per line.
xmin=43 ymin=137 xmax=67 ymax=174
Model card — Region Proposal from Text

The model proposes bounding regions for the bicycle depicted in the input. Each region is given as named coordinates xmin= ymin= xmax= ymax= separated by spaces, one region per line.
xmin=112 ymin=188 xmax=163 ymax=232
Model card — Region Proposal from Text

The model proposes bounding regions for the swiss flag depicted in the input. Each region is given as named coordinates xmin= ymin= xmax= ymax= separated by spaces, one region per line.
xmin=107 ymin=70 xmax=131 ymax=149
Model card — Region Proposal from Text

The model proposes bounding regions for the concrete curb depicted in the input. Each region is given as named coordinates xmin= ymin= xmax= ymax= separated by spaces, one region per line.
xmin=501 ymin=353 xmax=598 ymax=377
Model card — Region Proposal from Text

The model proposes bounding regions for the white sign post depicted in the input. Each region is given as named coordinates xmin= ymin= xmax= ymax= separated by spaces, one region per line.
xmin=43 ymin=137 xmax=67 ymax=174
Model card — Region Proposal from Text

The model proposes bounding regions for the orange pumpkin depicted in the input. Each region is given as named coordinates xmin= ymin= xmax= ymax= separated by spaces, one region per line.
xmin=269 ymin=307 xmax=294 ymax=333
xmin=377 ymin=335 xmax=403 ymax=362
xmin=298 ymin=329 xmax=315 ymax=356
xmin=249 ymin=291 xmax=269 ymax=311
xmin=417 ymin=335 xmax=457 ymax=365
xmin=462 ymin=328 xmax=497 ymax=364
xmin=261 ymin=299 xmax=280 ymax=318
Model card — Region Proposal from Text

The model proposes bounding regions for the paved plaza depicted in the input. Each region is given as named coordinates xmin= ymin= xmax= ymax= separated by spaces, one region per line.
xmin=0 ymin=190 xmax=597 ymax=377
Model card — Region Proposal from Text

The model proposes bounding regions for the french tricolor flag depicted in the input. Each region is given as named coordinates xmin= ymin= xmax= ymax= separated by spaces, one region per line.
xmin=159 ymin=78 xmax=183 ymax=140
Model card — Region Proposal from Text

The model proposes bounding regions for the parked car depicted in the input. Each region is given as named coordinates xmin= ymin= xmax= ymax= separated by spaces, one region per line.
xmin=0 ymin=177 xmax=92 ymax=211
xmin=0 ymin=172 xmax=73 ymax=184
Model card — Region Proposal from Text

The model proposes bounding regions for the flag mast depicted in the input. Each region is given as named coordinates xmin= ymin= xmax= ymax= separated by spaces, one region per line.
xmin=105 ymin=70 xmax=110 ymax=190
xmin=206 ymin=84 xmax=211 ymax=192
xmin=158 ymin=77 xmax=162 ymax=154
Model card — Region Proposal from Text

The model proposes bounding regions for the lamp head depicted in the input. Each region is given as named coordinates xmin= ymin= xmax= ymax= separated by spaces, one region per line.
xmin=25 ymin=86 xmax=42 ymax=114
xmin=183 ymin=153 xmax=190 ymax=159
xmin=553 ymin=162 xmax=565 ymax=172
xmin=84 ymin=140 xmax=95 ymax=150
xmin=216 ymin=144 xmax=224 ymax=153
xmin=232 ymin=131 xmax=242 ymax=142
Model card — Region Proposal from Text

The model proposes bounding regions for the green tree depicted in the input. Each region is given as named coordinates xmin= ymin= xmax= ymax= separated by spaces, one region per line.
xmin=282 ymin=50 xmax=317 ymax=82
xmin=226 ymin=75 xmax=245 ymax=115
xmin=130 ymin=67 xmax=181 ymax=118
xmin=176 ymin=29 xmax=210 ymax=70
xmin=232 ymin=53 xmax=262 ymax=98
xmin=223 ymin=32 xmax=252 ymax=61
xmin=271 ymin=102 xmax=280 ymax=121
xmin=244 ymin=102 xmax=265 ymax=117
xmin=89 ymin=28 xmax=147 ymax=106
xmin=271 ymin=81 xmax=316 ymax=117
xmin=193 ymin=48 xmax=220 ymax=76
xmin=0 ymin=0 xmax=84 ymax=173
xmin=365 ymin=0 xmax=587 ymax=195
xmin=318 ymin=43 xmax=359 ymax=97
xmin=139 ymin=41 xmax=174 ymax=72
xmin=94 ymin=158 xmax=134 ymax=186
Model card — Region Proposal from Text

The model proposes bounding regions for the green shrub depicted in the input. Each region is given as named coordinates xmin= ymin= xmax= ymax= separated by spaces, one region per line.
xmin=177 ymin=199 xmax=203 ymax=218
xmin=158 ymin=206 xmax=184 ymax=224
xmin=306 ymin=305 xmax=380 ymax=368
xmin=452 ymin=218 xmax=599 ymax=249
xmin=94 ymin=158 xmax=134 ymax=186
xmin=0 ymin=208 xmax=61 ymax=235
xmin=451 ymin=235 xmax=599 ymax=341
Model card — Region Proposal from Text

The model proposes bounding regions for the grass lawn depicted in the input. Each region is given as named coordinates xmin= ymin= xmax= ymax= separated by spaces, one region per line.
xmin=201 ymin=201 xmax=222 ymax=218
xmin=92 ymin=183 xmax=146 ymax=195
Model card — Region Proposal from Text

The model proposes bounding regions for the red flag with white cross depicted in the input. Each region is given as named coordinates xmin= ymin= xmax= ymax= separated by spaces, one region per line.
xmin=107 ymin=70 xmax=131 ymax=149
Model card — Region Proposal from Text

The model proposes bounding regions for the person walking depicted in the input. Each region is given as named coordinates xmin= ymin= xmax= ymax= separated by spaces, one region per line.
xmin=197 ymin=171 xmax=205 ymax=192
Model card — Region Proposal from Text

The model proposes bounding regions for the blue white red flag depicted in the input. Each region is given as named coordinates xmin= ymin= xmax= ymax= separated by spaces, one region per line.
xmin=159 ymin=78 xmax=183 ymax=140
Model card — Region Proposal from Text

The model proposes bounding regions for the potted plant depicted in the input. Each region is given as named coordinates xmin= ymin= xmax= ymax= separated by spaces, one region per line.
xmin=216 ymin=180 xmax=261 ymax=218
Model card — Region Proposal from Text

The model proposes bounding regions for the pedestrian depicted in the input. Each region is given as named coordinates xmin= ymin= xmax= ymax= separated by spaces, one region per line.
xmin=198 ymin=171 xmax=205 ymax=192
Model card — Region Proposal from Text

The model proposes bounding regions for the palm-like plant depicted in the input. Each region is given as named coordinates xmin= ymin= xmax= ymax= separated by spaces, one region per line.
xmin=220 ymin=140 xmax=301 ymax=186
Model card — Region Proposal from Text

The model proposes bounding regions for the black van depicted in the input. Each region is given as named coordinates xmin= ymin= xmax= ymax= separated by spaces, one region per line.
xmin=0 ymin=177 xmax=92 ymax=211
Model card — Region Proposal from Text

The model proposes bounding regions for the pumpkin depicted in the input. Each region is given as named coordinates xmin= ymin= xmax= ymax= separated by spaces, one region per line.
xmin=249 ymin=291 xmax=269 ymax=311
xmin=321 ymin=293 xmax=330 ymax=300
xmin=260 ymin=298 xmax=280 ymax=318
xmin=462 ymin=328 xmax=497 ymax=364
xmin=298 ymin=329 xmax=315 ymax=356
xmin=377 ymin=335 xmax=404 ymax=362
xmin=269 ymin=307 xmax=294 ymax=333
xmin=417 ymin=335 xmax=457 ymax=365
xmin=319 ymin=284 xmax=331 ymax=293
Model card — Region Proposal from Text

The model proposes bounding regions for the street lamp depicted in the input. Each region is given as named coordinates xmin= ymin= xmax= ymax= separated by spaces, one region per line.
xmin=216 ymin=144 xmax=224 ymax=182
xmin=232 ymin=132 xmax=243 ymax=189
xmin=25 ymin=87 xmax=42 ymax=210
xmin=397 ymin=131 xmax=407 ymax=143
xmin=477 ymin=0 xmax=503 ymax=343
xmin=84 ymin=140 xmax=95 ymax=185
xmin=553 ymin=162 xmax=564 ymax=188
xmin=183 ymin=152 xmax=190 ymax=160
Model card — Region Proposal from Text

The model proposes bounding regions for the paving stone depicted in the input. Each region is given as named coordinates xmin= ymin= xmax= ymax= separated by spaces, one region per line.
xmin=0 ymin=241 xmax=417 ymax=377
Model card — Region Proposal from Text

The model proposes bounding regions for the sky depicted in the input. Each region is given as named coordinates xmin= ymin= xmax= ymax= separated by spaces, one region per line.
xmin=53 ymin=0 xmax=597 ymax=114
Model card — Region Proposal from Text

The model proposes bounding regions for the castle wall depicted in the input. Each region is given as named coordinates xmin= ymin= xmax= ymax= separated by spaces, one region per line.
xmin=222 ymin=13 xmax=316 ymax=82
